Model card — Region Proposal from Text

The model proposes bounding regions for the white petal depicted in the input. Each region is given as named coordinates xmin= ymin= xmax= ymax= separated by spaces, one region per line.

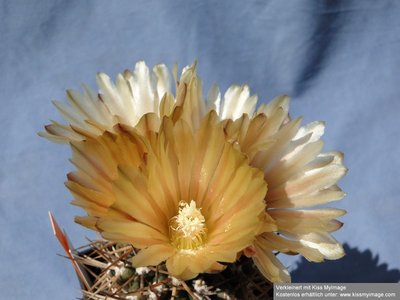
xmin=266 ymin=140 xmax=324 ymax=188
xmin=96 ymin=72 xmax=125 ymax=117
xmin=268 ymin=185 xmax=346 ymax=208
xmin=207 ymin=83 xmax=221 ymax=115
xmin=115 ymin=73 xmax=137 ymax=124
xmin=130 ymin=61 xmax=156 ymax=116
xmin=261 ymin=95 xmax=290 ymax=118
xmin=299 ymin=232 xmax=345 ymax=259
xmin=153 ymin=64 xmax=171 ymax=104
xmin=294 ymin=121 xmax=325 ymax=142
xmin=221 ymin=85 xmax=252 ymax=120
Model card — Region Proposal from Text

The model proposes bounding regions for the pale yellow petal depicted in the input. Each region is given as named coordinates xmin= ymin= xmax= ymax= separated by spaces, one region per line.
xmin=131 ymin=244 xmax=174 ymax=267
xmin=111 ymin=165 xmax=168 ymax=233
xmin=267 ymin=163 xmax=347 ymax=203
xmin=252 ymin=117 xmax=302 ymax=172
xmin=67 ymin=183 xmax=113 ymax=214
xmin=159 ymin=92 xmax=175 ymax=117
xmin=253 ymin=240 xmax=291 ymax=283
xmin=74 ymin=216 xmax=98 ymax=229
xmin=257 ymin=232 xmax=324 ymax=263
xmin=97 ymin=218 xmax=168 ymax=249
xmin=266 ymin=140 xmax=324 ymax=188
xmin=52 ymin=100 xmax=87 ymax=128
xmin=190 ymin=111 xmax=225 ymax=204
xmin=269 ymin=208 xmax=345 ymax=235
xmin=268 ymin=185 xmax=346 ymax=209
xmin=39 ymin=121 xmax=85 ymax=143
xmin=166 ymin=253 xmax=189 ymax=278
xmin=171 ymin=119 xmax=195 ymax=201
xmin=206 ymin=83 xmax=221 ymax=115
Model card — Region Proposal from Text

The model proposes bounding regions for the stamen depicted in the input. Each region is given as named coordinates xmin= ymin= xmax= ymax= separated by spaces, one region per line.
xmin=169 ymin=200 xmax=207 ymax=250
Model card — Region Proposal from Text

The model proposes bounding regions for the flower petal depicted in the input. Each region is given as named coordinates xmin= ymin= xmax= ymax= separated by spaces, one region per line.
xmin=97 ymin=218 xmax=168 ymax=249
xmin=269 ymin=208 xmax=345 ymax=234
xmin=256 ymin=232 xmax=324 ymax=263
xmin=298 ymin=232 xmax=345 ymax=260
xmin=131 ymin=244 xmax=174 ymax=267
xmin=253 ymin=240 xmax=291 ymax=283
xmin=221 ymin=85 xmax=257 ymax=120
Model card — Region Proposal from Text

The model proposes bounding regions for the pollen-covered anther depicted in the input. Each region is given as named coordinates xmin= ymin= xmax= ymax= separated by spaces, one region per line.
xmin=169 ymin=200 xmax=207 ymax=250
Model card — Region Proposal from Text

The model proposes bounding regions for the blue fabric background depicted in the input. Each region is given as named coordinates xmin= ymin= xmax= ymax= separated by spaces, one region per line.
xmin=1 ymin=1 xmax=399 ymax=298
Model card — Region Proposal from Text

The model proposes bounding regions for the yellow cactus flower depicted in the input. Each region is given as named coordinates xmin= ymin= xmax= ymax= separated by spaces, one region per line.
xmin=42 ymin=61 xmax=347 ymax=283
xmin=67 ymin=112 xmax=267 ymax=280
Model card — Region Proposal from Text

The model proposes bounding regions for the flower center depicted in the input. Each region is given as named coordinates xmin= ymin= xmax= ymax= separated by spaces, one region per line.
xmin=169 ymin=200 xmax=207 ymax=250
